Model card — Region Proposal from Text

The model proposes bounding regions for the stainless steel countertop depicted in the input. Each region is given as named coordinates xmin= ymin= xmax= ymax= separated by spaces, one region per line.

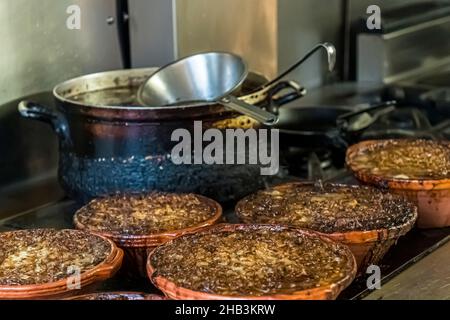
xmin=364 ymin=240 xmax=450 ymax=300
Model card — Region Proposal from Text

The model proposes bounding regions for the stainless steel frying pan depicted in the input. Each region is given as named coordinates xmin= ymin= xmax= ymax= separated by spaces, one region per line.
xmin=137 ymin=52 xmax=279 ymax=125
xmin=138 ymin=43 xmax=337 ymax=125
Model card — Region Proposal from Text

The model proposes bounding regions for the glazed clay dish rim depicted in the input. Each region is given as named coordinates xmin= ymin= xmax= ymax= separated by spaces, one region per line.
xmin=235 ymin=182 xmax=418 ymax=244
xmin=346 ymin=139 xmax=450 ymax=191
xmin=0 ymin=229 xmax=123 ymax=298
xmin=147 ymin=223 xmax=357 ymax=300
xmin=73 ymin=194 xmax=223 ymax=247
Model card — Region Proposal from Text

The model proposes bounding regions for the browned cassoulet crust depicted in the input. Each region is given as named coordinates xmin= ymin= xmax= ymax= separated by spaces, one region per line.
xmin=150 ymin=226 xmax=354 ymax=296
xmin=74 ymin=192 xmax=218 ymax=235
xmin=235 ymin=183 xmax=416 ymax=233
xmin=0 ymin=229 xmax=111 ymax=286
xmin=349 ymin=139 xmax=450 ymax=180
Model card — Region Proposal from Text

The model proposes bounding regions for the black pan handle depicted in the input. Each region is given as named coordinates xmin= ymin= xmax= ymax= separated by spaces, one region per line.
xmin=18 ymin=101 xmax=71 ymax=144
xmin=267 ymin=80 xmax=307 ymax=113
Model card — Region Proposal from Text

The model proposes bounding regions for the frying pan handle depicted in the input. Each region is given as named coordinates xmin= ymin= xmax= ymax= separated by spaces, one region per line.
xmin=266 ymin=80 xmax=307 ymax=113
xmin=220 ymin=96 xmax=279 ymax=126
xmin=336 ymin=100 xmax=397 ymax=133
xmin=18 ymin=100 xmax=71 ymax=144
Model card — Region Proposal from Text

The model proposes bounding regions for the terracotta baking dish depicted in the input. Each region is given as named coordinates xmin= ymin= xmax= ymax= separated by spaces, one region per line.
xmin=68 ymin=292 xmax=166 ymax=300
xmin=346 ymin=139 xmax=450 ymax=228
xmin=235 ymin=182 xmax=418 ymax=273
xmin=74 ymin=193 xmax=222 ymax=277
xmin=0 ymin=229 xmax=123 ymax=300
xmin=324 ymin=220 xmax=416 ymax=273
xmin=147 ymin=224 xmax=357 ymax=300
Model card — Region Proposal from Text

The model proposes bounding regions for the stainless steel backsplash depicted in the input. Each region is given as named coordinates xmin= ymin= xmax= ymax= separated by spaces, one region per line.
xmin=0 ymin=0 xmax=123 ymax=107
xmin=175 ymin=0 xmax=278 ymax=80
xmin=130 ymin=0 xmax=431 ymax=88
xmin=277 ymin=0 xmax=342 ymax=88
xmin=0 ymin=0 xmax=123 ymax=187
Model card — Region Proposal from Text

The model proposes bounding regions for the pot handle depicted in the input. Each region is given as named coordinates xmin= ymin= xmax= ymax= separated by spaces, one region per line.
xmin=267 ymin=80 xmax=307 ymax=113
xmin=18 ymin=100 xmax=71 ymax=143
xmin=220 ymin=95 xmax=279 ymax=126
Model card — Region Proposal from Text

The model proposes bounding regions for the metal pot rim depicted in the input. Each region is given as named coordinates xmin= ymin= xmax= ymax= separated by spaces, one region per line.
xmin=53 ymin=68 xmax=175 ymax=111
xmin=52 ymin=67 xmax=267 ymax=112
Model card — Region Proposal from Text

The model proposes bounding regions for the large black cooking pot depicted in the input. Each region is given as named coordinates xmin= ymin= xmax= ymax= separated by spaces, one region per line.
xmin=18 ymin=68 xmax=301 ymax=203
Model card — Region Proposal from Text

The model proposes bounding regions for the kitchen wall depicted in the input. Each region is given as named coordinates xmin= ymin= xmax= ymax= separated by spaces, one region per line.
xmin=174 ymin=0 xmax=343 ymax=88
xmin=128 ymin=0 xmax=176 ymax=68
xmin=0 ymin=0 xmax=123 ymax=187
xmin=1 ymin=0 xmax=442 ymax=107
xmin=277 ymin=0 xmax=343 ymax=88
xmin=0 ymin=0 xmax=123 ymax=107
xmin=172 ymin=0 xmax=442 ymax=87
xmin=344 ymin=0 xmax=440 ymax=80
xmin=175 ymin=0 xmax=278 ymax=80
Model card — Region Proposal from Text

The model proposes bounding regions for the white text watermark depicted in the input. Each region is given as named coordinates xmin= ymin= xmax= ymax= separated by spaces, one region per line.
xmin=170 ymin=121 xmax=279 ymax=176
